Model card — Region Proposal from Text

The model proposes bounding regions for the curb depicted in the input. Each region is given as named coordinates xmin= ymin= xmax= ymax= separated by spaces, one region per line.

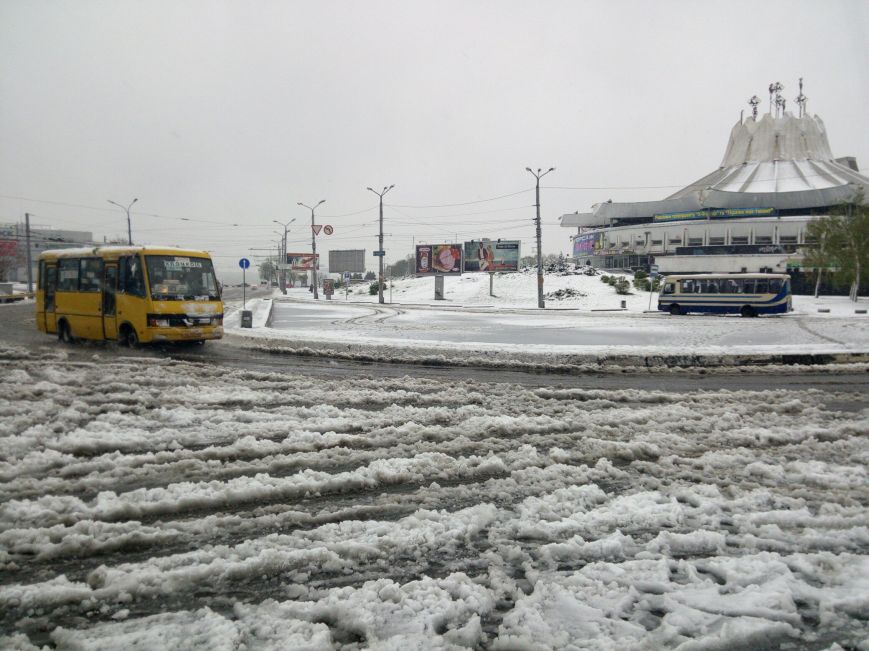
xmin=240 ymin=334 xmax=869 ymax=373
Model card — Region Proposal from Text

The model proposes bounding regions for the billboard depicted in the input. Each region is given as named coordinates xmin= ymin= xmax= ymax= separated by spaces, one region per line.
xmin=572 ymin=233 xmax=599 ymax=256
xmin=328 ymin=249 xmax=365 ymax=273
xmin=286 ymin=253 xmax=320 ymax=270
xmin=462 ymin=240 xmax=520 ymax=272
xmin=415 ymin=244 xmax=462 ymax=275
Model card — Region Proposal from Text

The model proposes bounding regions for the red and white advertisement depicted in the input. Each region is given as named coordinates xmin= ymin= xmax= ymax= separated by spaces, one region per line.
xmin=415 ymin=244 xmax=462 ymax=276
xmin=0 ymin=239 xmax=17 ymax=258
xmin=286 ymin=253 xmax=320 ymax=270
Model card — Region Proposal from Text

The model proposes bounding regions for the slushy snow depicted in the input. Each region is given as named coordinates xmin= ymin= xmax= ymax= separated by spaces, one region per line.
xmin=1 ymin=344 xmax=867 ymax=648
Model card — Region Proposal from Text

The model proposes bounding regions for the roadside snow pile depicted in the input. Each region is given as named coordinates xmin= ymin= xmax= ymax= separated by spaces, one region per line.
xmin=223 ymin=296 xmax=273 ymax=328
xmin=1 ymin=345 xmax=867 ymax=649
xmin=544 ymin=287 xmax=587 ymax=300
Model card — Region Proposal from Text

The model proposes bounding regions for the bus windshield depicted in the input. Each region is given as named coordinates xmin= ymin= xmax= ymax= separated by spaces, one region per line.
xmin=146 ymin=255 xmax=220 ymax=300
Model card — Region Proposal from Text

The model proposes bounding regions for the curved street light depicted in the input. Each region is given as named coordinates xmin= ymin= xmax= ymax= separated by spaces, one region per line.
xmin=107 ymin=197 xmax=138 ymax=245
xmin=272 ymin=217 xmax=297 ymax=294
xmin=367 ymin=185 xmax=394 ymax=304
xmin=298 ymin=200 xmax=325 ymax=299
xmin=525 ymin=167 xmax=555 ymax=309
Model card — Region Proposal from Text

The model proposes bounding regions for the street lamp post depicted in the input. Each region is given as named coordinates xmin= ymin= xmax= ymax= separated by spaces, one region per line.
xmin=367 ymin=185 xmax=394 ymax=304
xmin=526 ymin=167 xmax=555 ymax=309
xmin=272 ymin=218 xmax=296 ymax=295
xmin=298 ymin=200 xmax=325 ymax=299
xmin=107 ymin=198 xmax=138 ymax=245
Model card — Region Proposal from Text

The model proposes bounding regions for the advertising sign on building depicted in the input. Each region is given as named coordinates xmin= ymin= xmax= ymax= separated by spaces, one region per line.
xmin=653 ymin=207 xmax=776 ymax=223
xmin=462 ymin=239 xmax=520 ymax=272
xmin=286 ymin=253 xmax=320 ymax=270
xmin=415 ymin=244 xmax=462 ymax=276
xmin=328 ymin=249 xmax=365 ymax=273
xmin=572 ymin=233 xmax=599 ymax=257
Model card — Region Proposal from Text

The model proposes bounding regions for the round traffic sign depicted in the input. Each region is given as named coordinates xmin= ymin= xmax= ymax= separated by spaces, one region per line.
xmin=238 ymin=258 xmax=250 ymax=269
xmin=323 ymin=225 xmax=334 ymax=235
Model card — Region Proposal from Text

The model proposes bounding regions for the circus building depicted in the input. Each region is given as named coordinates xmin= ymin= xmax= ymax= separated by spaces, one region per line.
xmin=560 ymin=80 xmax=868 ymax=290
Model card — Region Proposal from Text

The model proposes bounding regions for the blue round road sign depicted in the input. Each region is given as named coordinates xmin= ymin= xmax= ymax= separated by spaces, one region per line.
xmin=238 ymin=258 xmax=250 ymax=270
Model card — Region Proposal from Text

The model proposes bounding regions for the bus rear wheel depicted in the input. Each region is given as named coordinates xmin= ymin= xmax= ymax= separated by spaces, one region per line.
xmin=58 ymin=321 xmax=75 ymax=344
xmin=669 ymin=304 xmax=682 ymax=316
xmin=740 ymin=305 xmax=756 ymax=318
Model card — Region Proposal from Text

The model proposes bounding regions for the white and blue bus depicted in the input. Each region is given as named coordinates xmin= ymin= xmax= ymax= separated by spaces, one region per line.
xmin=658 ymin=273 xmax=792 ymax=317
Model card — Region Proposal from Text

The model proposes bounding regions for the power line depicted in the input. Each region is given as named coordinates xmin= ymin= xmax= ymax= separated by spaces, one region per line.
xmin=390 ymin=189 xmax=533 ymax=208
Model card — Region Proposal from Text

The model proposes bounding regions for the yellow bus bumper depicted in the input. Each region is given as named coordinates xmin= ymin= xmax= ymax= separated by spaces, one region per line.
xmin=147 ymin=325 xmax=224 ymax=343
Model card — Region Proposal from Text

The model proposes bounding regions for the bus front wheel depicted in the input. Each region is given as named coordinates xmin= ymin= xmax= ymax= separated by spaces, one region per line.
xmin=122 ymin=326 xmax=140 ymax=348
xmin=669 ymin=304 xmax=682 ymax=316
xmin=740 ymin=305 xmax=756 ymax=318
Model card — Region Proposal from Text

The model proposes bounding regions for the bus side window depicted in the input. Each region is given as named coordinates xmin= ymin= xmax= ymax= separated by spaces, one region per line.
xmin=681 ymin=279 xmax=693 ymax=293
xmin=742 ymin=279 xmax=755 ymax=293
xmin=756 ymin=279 xmax=769 ymax=293
xmin=120 ymin=256 xmax=146 ymax=297
xmin=58 ymin=258 xmax=79 ymax=291
xmin=704 ymin=280 xmax=719 ymax=294
xmin=723 ymin=279 xmax=740 ymax=293
xmin=79 ymin=259 xmax=103 ymax=292
xmin=769 ymin=279 xmax=782 ymax=292
xmin=662 ymin=282 xmax=674 ymax=295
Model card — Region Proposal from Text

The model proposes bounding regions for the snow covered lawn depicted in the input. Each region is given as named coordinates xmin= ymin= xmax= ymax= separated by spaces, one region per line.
xmin=1 ymin=345 xmax=867 ymax=649
xmin=303 ymin=269 xmax=868 ymax=316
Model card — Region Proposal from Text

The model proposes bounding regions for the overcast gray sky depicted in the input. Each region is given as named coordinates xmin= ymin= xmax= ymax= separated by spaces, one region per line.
xmin=2 ymin=0 xmax=868 ymax=280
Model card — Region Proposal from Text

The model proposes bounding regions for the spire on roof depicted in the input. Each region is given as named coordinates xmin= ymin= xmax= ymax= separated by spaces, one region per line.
xmin=795 ymin=77 xmax=808 ymax=118
xmin=748 ymin=95 xmax=760 ymax=120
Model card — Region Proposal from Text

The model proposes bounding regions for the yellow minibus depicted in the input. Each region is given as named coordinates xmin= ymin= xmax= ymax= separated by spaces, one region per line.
xmin=37 ymin=246 xmax=224 ymax=346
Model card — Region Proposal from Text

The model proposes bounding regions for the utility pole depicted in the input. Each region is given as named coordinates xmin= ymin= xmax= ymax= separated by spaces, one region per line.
xmin=24 ymin=213 xmax=33 ymax=293
xmin=298 ymin=200 xmax=325 ymax=300
xmin=107 ymin=198 xmax=138 ymax=245
xmin=367 ymin=185 xmax=394 ymax=304
xmin=272 ymin=218 xmax=296 ymax=294
xmin=526 ymin=167 xmax=555 ymax=309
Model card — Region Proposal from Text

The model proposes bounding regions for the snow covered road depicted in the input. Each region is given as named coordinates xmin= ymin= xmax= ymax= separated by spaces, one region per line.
xmin=1 ymin=345 xmax=867 ymax=649
xmin=266 ymin=298 xmax=868 ymax=353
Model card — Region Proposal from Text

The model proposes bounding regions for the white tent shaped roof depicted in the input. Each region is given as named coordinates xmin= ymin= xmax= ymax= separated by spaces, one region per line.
xmin=562 ymin=111 xmax=868 ymax=228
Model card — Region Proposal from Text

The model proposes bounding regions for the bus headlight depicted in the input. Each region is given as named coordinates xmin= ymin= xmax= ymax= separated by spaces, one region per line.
xmin=148 ymin=317 xmax=171 ymax=328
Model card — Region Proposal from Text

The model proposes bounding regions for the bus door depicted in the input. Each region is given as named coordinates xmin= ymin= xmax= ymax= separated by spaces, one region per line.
xmin=44 ymin=264 xmax=57 ymax=333
xmin=102 ymin=264 xmax=119 ymax=340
